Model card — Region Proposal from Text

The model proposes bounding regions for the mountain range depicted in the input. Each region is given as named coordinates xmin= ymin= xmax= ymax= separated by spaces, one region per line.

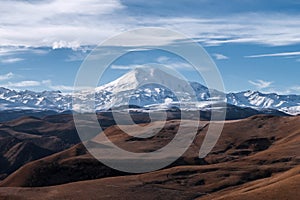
xmin=0 ymin=68 xmax=299 ymax=115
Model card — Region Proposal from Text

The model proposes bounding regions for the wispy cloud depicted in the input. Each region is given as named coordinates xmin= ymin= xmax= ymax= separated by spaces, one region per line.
xmin=5 ymin=80 xmax=41 ymax=87
xmin=1 ymin=58 xmax=24 ymax=64
xmin=1 ymin=0 xmax=300 ymax=48
xmin=66 ymin=51 xmax=90 ymax=62
xmin=52 ymin=41 xmax=81 ymax=50
xmin=245 ymin=51 xmax=300 ymax=58
xmin=249 ymin=79 xmax=273 ymax=89
xmin=0 ymin=77 xmax=79 ymax=91
xmin=165 ymin=62 xmax=196 ymax=70
xmin=137 ymin=14 xmax=300 ymax=47
xmin=213 ymin=53 xmax=229 ymax=60
xmin=111 ymin=61 xmax=209 ymax=72
xmin=156 ymin=56 xmax=169 ymax=63
xmin=42 ymin=79 xmax=92 ymax=91
xmin=0 ymin=0 xmax=125 ymax=48
xmin=259 ymin=85 xmax=300 ymax=95
xmin=155 ymin=56 xmax=209 ymax=71
xmin=0 ymin=46 xmax=48 ymax=58
xmin=0 ymin=72 xmax=14 ymax=81
xmin=48 ymin=84 xmax=75 ymax=91
xmin=111 ymin=64 xmax=141 ymax=70
xmin=290 ymin=86 xmax=300 ymax=93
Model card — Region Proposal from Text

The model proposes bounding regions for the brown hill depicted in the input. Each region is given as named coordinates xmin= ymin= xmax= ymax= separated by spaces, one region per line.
xmin=0 ymin=115 xmax=299 ymax=200
xmin=0 ymin=114 xmax=81 ymax=179
xmin=198 ymin=165 xmax=300 ymax=200
xmin=0 ymin=159 xmax=298 ymax=200
xmin=0 ymin=143 xmax=127 ymax=187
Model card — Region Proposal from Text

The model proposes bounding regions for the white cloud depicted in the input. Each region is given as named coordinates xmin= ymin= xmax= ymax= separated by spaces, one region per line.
xmin=165 ymin=62 xmax=194 ymax=70
xmin=48 ymin=85 xmax=75 ymax=91
xmin=0 ymin=72 xmax=14 ymax=81
xmin=110 ymin=64 xmax=142 ymax=70
xmin=52 ymin=40 xmax=81 ymax=50
xmin=258 ymin=86 xmax=300 ymax=95
xmin=0 ymin=0 xmax=126 ymax=47
xmin=0 ymin=46 xmax=48 ymax=57
xmin=111 ymin=59 xmax=194 ymax=70
xmin=42 ymin=79 xmax=92 ymax=91
xmin=156 ymin=56 xmax=170 ymax=63
xmin=213 ymin=53 xmax=229 ymax=60
xmin=0 ymin=78 xmax=89 ymax=92
xmin=66 ymin=51 xmax=90 ymax=62
xmin=155 ymin=56 xmax=209 ymax=71
xmin=111 ymin=61 xmax=209 ymax=72
xmin=287 ymin=86 xmax=300 ymax=93
xmin=42 ymin=79 xmax=70 ymax=91
xmin=1 ymin=1 xmax=300 ymax=48
xmin=245 ymin=51 xmax=300 ymax=58
xmin=1 ymin=58 xmax=24 ymax=64
xmin=144 ymin=14 xmax=300 ymax=46
xmin=7 ymin=80 xmax=41 ymax=87
xmin=249 ymin=80 xmax=273 ymax=89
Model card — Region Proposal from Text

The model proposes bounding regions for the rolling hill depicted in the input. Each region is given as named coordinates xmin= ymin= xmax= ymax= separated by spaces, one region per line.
xmin=0 ymin=115 xmax=298 ymax=199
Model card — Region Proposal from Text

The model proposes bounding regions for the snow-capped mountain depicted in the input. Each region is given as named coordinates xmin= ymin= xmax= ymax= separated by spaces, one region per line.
xmin=0 ymin=87 xmax=72 ymax=111
xmin=226 ymin=90 xmax=300 ymax=115
xmin=72 ymin=68 xmax=216 ymax=112
xmin=0 ymin=68 xmax=299 ymax=115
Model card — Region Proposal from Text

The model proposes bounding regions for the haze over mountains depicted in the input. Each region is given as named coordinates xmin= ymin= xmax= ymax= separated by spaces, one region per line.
xmin=0 ymin=68 xmax=299 ymax=115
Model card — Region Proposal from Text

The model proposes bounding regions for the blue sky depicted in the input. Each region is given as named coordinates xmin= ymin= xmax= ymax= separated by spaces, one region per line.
xmin=0 ymin=0 xmax=299 ymax=94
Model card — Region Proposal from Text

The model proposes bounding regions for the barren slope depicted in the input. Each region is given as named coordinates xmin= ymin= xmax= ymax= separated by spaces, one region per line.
xmin=0 ymin=115 xmax=299 ymax=199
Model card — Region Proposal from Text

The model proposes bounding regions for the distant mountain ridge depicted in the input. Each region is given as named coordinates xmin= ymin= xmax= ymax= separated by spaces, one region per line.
xmin=227 ymin=90 xmax=300 ymax=115
xmin=0 ymin=68 xmax=299 ymax=115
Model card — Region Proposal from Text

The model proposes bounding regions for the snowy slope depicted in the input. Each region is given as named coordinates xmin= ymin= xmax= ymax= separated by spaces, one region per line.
xmin=0 ymin=87 xmax=72 ymax=111
xmin=91 ymin=68 xmax=214 ymax=110
xmin=0 ymin=68 xmax=299 ymax=115
xmin=226 ymin=91 xmax=300 ymax=115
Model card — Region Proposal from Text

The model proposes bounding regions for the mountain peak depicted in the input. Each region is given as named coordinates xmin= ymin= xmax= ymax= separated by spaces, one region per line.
xmin=0 ymin=69 xmax=299 ymax=115
xmin=97 ymin=67 xmax=187 ymax=94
